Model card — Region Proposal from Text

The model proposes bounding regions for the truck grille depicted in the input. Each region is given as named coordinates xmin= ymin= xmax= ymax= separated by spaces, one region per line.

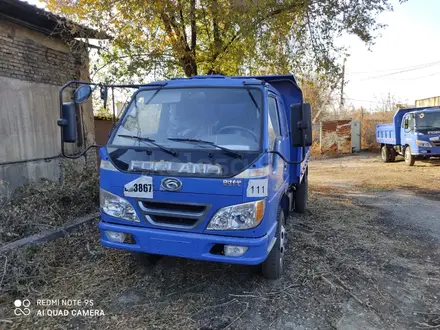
xmin=150 ymin=215 xmax=198 ymax=226
xmin=141 ymin=201 xmax=206 ymax=214
xmin=138 ymin=200 xmax=210 ymax=228
xmin=432 ymin=141 xmax=440 ymax=147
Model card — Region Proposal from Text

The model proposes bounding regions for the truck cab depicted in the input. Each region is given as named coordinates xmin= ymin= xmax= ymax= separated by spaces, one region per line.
xmin=57 ymin=74 xmax=312 ymax=279
xmin=377 ymin=107 xmax=440 ymax=166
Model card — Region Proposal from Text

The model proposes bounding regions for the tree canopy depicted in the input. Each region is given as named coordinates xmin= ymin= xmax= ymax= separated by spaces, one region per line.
xmin=45 ymin=0 xmax=406 ymax=82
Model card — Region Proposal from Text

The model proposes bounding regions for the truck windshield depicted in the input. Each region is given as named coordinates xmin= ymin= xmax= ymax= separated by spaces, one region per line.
xmin=415 ymin=111 xmax=440 ymax=133
xmin=110 ymin=87 xmax=262 ymax=151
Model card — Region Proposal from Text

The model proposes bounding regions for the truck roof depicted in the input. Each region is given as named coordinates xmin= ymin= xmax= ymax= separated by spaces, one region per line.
xmin=146 ymin=74 xmax=303 ymax=106
xmin=409 ymin=106 xmax=440 ymax=113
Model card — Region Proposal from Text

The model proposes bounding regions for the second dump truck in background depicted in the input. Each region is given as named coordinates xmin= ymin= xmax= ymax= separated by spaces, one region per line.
xmin=376 ymin=107 xmax=440 ymax=166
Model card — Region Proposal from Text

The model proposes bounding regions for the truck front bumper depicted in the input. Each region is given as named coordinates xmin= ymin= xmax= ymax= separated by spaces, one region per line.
xmin=98 ymin=220 xmax=275 ymax=265
xmin=415 ymin=146 xmax=440 ymax=157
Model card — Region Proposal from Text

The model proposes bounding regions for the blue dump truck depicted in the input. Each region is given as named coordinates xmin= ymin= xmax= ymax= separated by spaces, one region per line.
xmin=376 ymin=107 xmax=440 ymax=166
xmin=57 ymin=74 xmax=312 ymax=279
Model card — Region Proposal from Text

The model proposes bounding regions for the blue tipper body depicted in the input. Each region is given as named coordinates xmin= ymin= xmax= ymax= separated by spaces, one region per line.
xmin=98 ymin=74 xmax=310 ymax=265
xmin=376 ymin=107 xmax=440 ymax=159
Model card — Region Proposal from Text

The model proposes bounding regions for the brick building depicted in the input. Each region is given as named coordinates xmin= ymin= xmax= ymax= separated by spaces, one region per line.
xmin=0 ymin=0 xmax=106 ymax=193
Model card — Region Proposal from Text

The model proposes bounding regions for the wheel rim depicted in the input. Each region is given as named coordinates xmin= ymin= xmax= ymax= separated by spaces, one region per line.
xmin=381 ymin=147 xmax=386 ymax=160
xmin=279 ymin=223 xmax=286 ymax=268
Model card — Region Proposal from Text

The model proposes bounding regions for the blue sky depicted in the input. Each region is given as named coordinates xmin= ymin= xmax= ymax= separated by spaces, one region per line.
xmin=341 ymin=0 xmax=440 ymax=109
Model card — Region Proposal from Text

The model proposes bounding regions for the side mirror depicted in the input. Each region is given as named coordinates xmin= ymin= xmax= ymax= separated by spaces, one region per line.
xmin=404 ymin=119 xmax=409 ymax=129
xmin=74 ymin=85 xmax=92 ymax=104
xmin=57 ymin=102 xmax=78 ymax=143
xmin=290 ymin=103 xmax=312 ymax=147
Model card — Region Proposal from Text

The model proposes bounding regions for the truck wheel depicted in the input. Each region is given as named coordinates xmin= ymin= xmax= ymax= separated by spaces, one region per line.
xmin=381 ymin=145 xmax=392 ymax=163
xmin=404 ymin=146 xmax=415 ymax=166
xmin=294 ymin=168 xmax=308 ymax=214
xmin=262 ymin=207 xmax=285 ymax=280
xmin=390 ymin=149 xmax=397 ymax=162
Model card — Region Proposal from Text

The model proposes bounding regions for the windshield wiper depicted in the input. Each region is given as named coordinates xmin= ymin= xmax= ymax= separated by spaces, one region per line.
xmin=245 ymin=87 xmax=260 ymax=112
xmin=118 ymin=134 xmax=177 ymax=156
xmin=167 ymin=137 xmax=242 ymax=159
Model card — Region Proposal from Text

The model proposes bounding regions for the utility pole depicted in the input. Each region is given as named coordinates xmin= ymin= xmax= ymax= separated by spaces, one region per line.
xmin=385 ymin=92 xmax=391 ymax=112
xmin=339 ymin=57 xmax=346 ymax=112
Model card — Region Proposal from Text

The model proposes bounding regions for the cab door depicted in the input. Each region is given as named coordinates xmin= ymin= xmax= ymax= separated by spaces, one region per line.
xmin=402 ymin=113 xmax=415 ymax=145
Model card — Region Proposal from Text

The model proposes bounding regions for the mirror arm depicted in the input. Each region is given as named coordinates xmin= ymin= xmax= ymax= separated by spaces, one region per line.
xmin=266 ymin=134 xmax=308 ymax=165
xmin=101 ymin=86 xmax=108 ymax=109
xmin=62 ymin=144 xmax=103 ymax=159
xmin=112 ymin=86 xmax=116 ymax=125
xmin=57 ymin=118 xmax=68 ymax=127
xmin=267 ymin=149 xmax=308 ymax=165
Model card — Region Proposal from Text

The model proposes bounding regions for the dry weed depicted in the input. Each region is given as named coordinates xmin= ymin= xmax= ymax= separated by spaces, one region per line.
xmin=0 ymin=162 xmax=99 ymax=246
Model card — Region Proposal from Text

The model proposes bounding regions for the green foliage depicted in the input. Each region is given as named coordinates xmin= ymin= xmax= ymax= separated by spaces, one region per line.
xmin=45 ymin=0 xmax=406 ymax=84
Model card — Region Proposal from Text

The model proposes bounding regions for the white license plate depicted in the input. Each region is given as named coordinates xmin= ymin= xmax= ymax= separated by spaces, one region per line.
xmin=246 ymin=179 xmax=268 ymax=197
xmin=124 ymin=176 xmax=153 ymax=198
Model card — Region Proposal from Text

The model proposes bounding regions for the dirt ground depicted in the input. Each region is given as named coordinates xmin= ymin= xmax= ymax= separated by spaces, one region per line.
xmin=1 ymin=153 xmax=439 ymax=330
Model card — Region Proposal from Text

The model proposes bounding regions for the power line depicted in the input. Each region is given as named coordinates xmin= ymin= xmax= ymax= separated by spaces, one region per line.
xmin=360 ymin=61 xmax=440 ymax=81
xmin=391 ymin=71 xmax=440 ymax=81
xmin=345 ymin=98 xmax=378 ymax=104
xmin=347 ymin=60 xmax=440 ymax=75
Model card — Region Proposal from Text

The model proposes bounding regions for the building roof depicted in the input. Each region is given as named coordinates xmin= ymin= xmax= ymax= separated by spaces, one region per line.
xmin=0 ymin=0 xmax=108 ymax=39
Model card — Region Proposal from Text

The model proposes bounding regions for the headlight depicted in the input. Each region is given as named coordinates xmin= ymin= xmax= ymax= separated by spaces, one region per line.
xmin=100 ymin=160 xmax=118 ymax=171
xmin=207 ymin=200 xmax=265 ymax=230
xmin=416 ymin=140 xmax=432 ymax=147
xmin=100 ymin=189 xmax=139 ymax=222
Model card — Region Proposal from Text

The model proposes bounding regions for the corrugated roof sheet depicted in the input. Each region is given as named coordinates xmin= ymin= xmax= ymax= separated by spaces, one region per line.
xmin=0 ymin=0 xmax=108 ymax=39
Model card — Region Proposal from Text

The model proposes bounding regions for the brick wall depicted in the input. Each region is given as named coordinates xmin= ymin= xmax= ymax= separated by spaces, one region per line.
xmin=0 ymin=19 xmax=87 ymax=86
xmin=0 ymin=31 xmax=84 ymax=86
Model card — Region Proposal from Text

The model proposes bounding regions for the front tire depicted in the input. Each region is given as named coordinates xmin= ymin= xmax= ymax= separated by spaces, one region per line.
xmin=404 ymin=146 xmax=415 ymax=166
xmin=262 ymin=207 xmax=286 ymax=280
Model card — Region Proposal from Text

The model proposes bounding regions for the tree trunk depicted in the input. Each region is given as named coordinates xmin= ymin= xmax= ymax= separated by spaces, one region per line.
xmin=181 ymin=54 xmax=198 ymax=77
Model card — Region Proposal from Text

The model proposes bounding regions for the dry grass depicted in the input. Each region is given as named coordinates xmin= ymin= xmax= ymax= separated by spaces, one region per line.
xmin=0 ymin=162 xmax=99 ymax=246
xmin=0 ymin=184 xmax=439 ymax=329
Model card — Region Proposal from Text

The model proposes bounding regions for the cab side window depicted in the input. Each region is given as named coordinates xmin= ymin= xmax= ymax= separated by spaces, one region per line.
xmin=268 ymin=97 xmax=281 ymax=149
xmin=278 ymin=100 xmax=288 ymax=137
xmin=408 ymin=114 xmax=415 ymax=131
xmin=401 ymin=115 xmax=406 ymax=128
xmin=402 ymin=114 xmax=415 ymax=131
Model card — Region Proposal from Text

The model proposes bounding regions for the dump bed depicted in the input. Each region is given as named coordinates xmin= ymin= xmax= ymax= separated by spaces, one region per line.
xmin=376 ymin=108 xmax=415 ymax=145
xmin=376 ymin=123 xmax=396 ymax=145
